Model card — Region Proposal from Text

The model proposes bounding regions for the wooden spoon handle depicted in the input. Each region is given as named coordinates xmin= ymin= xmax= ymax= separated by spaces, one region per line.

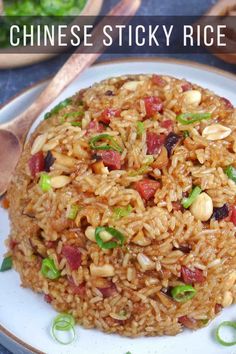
xmin=5 ymin=0 xmax=141 ymax=141
xmin=0 ymin=0 xmax=3 ymax=15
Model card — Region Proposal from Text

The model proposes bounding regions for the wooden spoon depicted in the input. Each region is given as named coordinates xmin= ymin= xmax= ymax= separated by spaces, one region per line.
xmin=203 ymin=0 xmax=236 ymax=64
xmin=0 ymin=0 xmax=141 ymax=196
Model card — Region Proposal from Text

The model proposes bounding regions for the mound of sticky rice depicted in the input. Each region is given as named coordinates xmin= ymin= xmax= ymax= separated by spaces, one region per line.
xmin=7 ymin=74 xmax=236 ymax=336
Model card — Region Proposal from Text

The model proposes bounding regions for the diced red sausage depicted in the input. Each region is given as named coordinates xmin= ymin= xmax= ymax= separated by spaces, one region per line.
xmin=68 ymin=277 xmax=86 ymax=298
xmin=98 ymin=282 xmax=117 ymax=298
xmin=221 ymin=97 xmax=233 ymax=109
xmin=181 ymin=266 xmax=205 ymax=285
xmin=172 ymin=201 xmax=183 ymax=211
xmin=144 ymin=96 xmax=163 ymax=117
xmin=160 ymin=119 xmax=173 ymax=133
xmin=215 ymin=303 xmax=223 ymax=314
xmin=9 ymin=238 xmax=18 ymax=250
xmin=135 ymin=179 xmax=160 ymax=201
xmin=44 ymin=294 xmax=53 ymax=303
xmin=87 ymin=120 xmax=104 ymax=132
xmin=97 ymin=150 xmax=121 ymax=170
xmin=146 ymin=132 xmax=165 ymax=155
xmin=1 ymin=196 xmax=9 ymax=209
xmin=99 ymin=108 xmax=121 ymax=125
xmin=28 ymin=151 xmax=45 ymax=177
xmin=230 ymin=206 xmax=236 ymax=226
xmin=45 ymin=241 xmax=57 ymax=249
xmin=61 ymin=245 xmax=82 ymax=271
xmin=181 ymin=83 xmax=192 ymax=92
xmin=152 ymin=75 xmax=166 ymax=87
xmin=178 ymin=316 xmax=197 ymax=329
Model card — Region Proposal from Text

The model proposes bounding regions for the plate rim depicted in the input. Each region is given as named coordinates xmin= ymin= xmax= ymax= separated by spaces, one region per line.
xmin=0 ymin=56 xmax=235 ymax=110
xmin=0 ymin=56 xmax=235 ymax=354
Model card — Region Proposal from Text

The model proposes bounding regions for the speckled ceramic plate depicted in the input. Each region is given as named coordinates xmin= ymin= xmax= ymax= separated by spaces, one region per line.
xmin=0 ymin=58 xmax=235 ymax=354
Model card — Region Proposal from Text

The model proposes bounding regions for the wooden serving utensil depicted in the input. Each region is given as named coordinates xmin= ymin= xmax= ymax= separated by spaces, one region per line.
xmin=203 ymin=0 xmax=236 ymax=64
xmin=0 ymin=0 xmax=141 ymax=196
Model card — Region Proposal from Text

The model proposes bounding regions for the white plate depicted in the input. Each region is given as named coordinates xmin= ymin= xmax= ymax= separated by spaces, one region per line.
xmin=0 ymin=58 xmax=235 ymax=354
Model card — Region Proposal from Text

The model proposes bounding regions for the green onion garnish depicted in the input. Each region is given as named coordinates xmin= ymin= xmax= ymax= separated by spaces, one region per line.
xmin=215 ymin=321 xmax=236 ymax=346
xmin=181 ymin=186 xmax=202 ymax=209
xmin=183 ymin=130 xmax=190 ymax=138
xmin=129 ymin=165 xmax=151 ymax=177
xmin=137 ymin=121 xmax=145 ymax=136
xmin=53 ymin=313 xmax=75 ymax=330
xmin=51 ymin=313 xmax=76 ymax=345
xmin=95 ymin=226 xmax=125 ymax=249
xmin=143 ymin=155 xmax=154 ymax=165
xmin=67 ymin=204 xmax=80 ymax=220
xmin=44 ymin=98 xmax=72 ymax=120
xmin=0 ymin=256 xmax=13 ymax=272
xmin=71 ymin=121 xmax=82 ymax=127
xmin=171 ymin=284 xmax=196 ymax=302
xmin=113 ymin=205 xmax=132 ymax=220
xmin=63 ymin=111 xmax=84 ymax=120
xmin=39 ymin=173 xmax=51 ymax=192
xmin=225 ymin=166 xmax=236 ymax=183
xmin=177 ymin=112 xmax=211 ymax=125
xmin=41 ymin=258 xmax=61 ymax=280
xmin=89 ymin=134 xmax=123 ymax=153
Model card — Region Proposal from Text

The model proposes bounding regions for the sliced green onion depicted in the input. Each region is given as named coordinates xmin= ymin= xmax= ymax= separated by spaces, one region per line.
xmin=39 ymin=173 xmax=51 ymax=192
xmin=67 ymin=204 xmax=80 ymax=220
xmin=225 ymin=166 xmax=236 ymax=183
xmin=44 ymin=98 xmax=72 ymax=120
xmin=171 ymin=284 xmax=196 ymax=302
xmin=60 ymin=111 xmax=84 ymax=126
xmin=183 ymin=130 xmax=190 ymax=138
xmin=215 ymin=321 xmax=236 ymax=346
xmin=0 ymin=256 xmax=13 ymax=272
xmin=181 ymin=186 xmax=202 ymax=209
xmin=113 ymin=205 xmax=132 ymax=220
xmin=137 ymin=121 xmax=145 ymax=136
xmin=52 ymin=313 xmax=76 ymax=345
xmin=63 ymin=111 xmax=84 ymax=120
xmin=129 ymin=165 xmax=151 ymax=177
xmin=95 ymin=227 xmax=125 ymax=249
xmin=53 ymin=313 xmax=75 ymax=331
xmin=129 ymin=155 xmax=153 ymax=177
xmin=143 ymin=155 xmax=154 ymax=165
xmin=125 ymin=352 xmax=132 ymax=354
xmin=89 ymin=134 xmax=123 ymax=153
xmin=177 ymin=112 xmax=211 ymax=125
xmin=71 ymin=121 xmax=82 ymax=127
xmin=41 ymin=258 xmax=60 ymax=280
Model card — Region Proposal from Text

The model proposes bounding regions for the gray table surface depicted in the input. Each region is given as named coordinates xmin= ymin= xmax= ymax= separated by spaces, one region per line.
xmin=0 ymin=0 xmax=235 ymax=353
